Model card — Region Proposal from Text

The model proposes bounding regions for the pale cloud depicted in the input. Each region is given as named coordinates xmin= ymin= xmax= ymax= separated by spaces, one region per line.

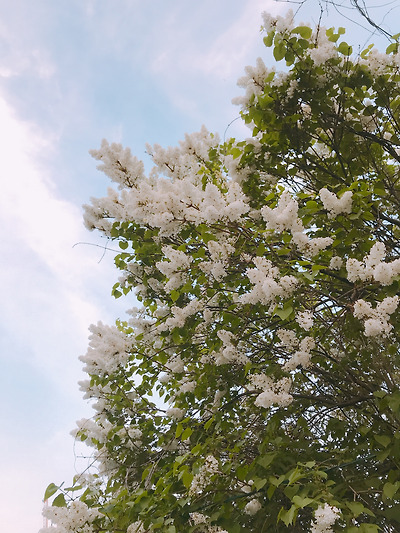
xmin=0 ymin=92 xmax=125 ymax=533
xmin=0 ymin=95 xmax=125 ymax=391
xmin=148 ymin=0 xmax=284 ymax=126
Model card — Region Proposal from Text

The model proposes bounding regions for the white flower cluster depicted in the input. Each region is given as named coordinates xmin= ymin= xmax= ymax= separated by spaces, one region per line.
xmin=84 ymin=129 xmax=250 ymax=237
xmin=283 ymin=337 xmax=315 ymax=371
xmin=276 ymin=328 xmax=298 ymax=349
xmin=310 ymin=503 xmax=340 ymax=533
xmin=353 ymin=296 xmax=399 ymax=337
xmin=189 ymin=455 xmax=220 ymax=495
xmin=190 ymin=512 xmax=229 ymax=531
xmin=79 ymin=322 xmax=131 ymax=377
xmin=233 ymin=57 xmax=275 ymax=108
xmin=146 ymin=125 xmax=219 ymax=180
xmin=156 ymin=245 xmax=193 ymax=291
xmin=244 ymin=498 xmax=262 ymax=515
xmin=40 ymin=501 xmax=101 ymax=533
xmin=319 ymin=188 xmax=353 ymax=218
xmin=89 ymin=139 xmax=145 ymax=189
xmin=261 ymin=190 xmax=333 ymax=256
xmin=308 ymin=30 xmax=338 ymax=66
xmin=296 ymin=310 xmax=314 ymax=331
xmin=277 ymin=329 xmax=315 ymax=370
xmin=199 ymin=235 xmax=236 ymax=281
xmin=240 ymin=256 xmax=298 ymax=307
xmin=250 ymin=373 xmax=293 ymax=408
xmin=165 ymin=407 xmax=185 ymax=420
xmin=211 ymin=329 xmax=247 ymax=365
xmin=262 ymin=9 xmax=294 ymax=33
xmin=71 ymin=417 xmax=113 ymax=445
xmin=127 ymin=521 xmax=145 ymax=533
xmin=329 ymin=256 xmax=343 ymax=270
xmin=347 ymin=242 xmax=400 ymax=286
xmin=161 ymin=299 xmax=203 ymax=330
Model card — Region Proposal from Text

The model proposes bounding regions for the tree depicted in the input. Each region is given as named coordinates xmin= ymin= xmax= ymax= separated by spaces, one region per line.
xmin=277 ymin=0 xmax=400 ymax=39
xmin=42 ymin=10 xmax=400 ymax=533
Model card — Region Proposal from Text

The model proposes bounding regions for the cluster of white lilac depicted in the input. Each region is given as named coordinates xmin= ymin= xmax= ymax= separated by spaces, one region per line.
xmin=283 ymin=337 xmax=315 ymax=371
xmin=79 ymin=321 xmax=132 ymax=376
xmin=319 ymin=188 xmax=353 ymax=219
xmin=347 ymin=242 xmax=400 ymax=286
xmin=296 ymin=310 xmax=314 ymax=331
xmin=84 ymin=128 xmax=250 ymax=238
xmin=353 ymin=296 xmax=399 ymax=337
xmin=211 ymin=329 xmax=247 ymax=365
xmin=233 ymin=56 xmax=278 ymax=109
xmin=310 ymin=503 xmax=341 ymax=533
xmin=240 ymin=256 xmax=298 ymax=307
xmin=261 ymin=190 xmax=333 ymax=257
xmin=189 ymin=455 xmax=220 ymax=495
xmin=276 ymin=328 xmax=315 ymax=370
xmin=307 ymin=29 xmax=338 ymax=66
xmin=249 ymin=373 xmax=293 ymax=408
xmin=40 ymin=501 xmax=101 ymax=533
xmin=189 ymin=513 xmax=228 ymax=533
xmin=155 ymin=245 xmax=193 ymax=291
xmin=199 ymin=235 xmax=236 ymax=282
xmin=127 ymin=521 xmax=145 ymax=533
xmin=89 ymin=139 xmax=145 ymax=189
xmin=160 ymin=298 xmax=203 ymax=331
xmin=244 ymin=498 xmax=262 ymax=515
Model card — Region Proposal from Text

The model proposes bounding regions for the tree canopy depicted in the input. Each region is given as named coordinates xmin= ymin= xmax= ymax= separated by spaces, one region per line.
xmin=42 ymin=10 xmax=400 ymax=533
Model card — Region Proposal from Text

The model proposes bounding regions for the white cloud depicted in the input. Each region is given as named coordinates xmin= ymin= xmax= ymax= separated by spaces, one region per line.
xmin=148 ymin=0 xmax=284 ymax=126
xmin=0 ymin=92 xmax=126 ymax=533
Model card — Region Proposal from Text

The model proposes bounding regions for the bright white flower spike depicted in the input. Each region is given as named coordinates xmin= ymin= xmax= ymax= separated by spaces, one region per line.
xmin=296 ymin=310 xmax=314 ymax=331
xmin=310 ymin=503 xmax=341 ymax=533
xmin=353 ymin=296 xmax=399 ymax=337
xmin=40 ymin=500 xmax=101 ymax=533
xmin=347 ymin=242 xmax=400 ymax=286
xmin=319 ymin=188 xmax=353 ymax=218
xmin=244 ymin=498 xmax=262 ymax=515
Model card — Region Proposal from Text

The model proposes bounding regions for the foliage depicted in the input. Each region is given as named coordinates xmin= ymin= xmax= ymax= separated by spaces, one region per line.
xmin=42 ymin=10 xmax=400 ymax=533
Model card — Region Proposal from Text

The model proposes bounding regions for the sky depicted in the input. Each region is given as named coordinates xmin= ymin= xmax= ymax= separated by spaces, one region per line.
xmin=0 ymin=1 xmax=399 ymax=531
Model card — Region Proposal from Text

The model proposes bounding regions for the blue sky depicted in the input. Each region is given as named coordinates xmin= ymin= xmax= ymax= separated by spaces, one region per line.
xmin=0 ymin=1 xmax=398 ymax=531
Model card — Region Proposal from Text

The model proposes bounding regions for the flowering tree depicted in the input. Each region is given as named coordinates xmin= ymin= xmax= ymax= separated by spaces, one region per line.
xmin=42 ymin=10 xmax=400 ymax=533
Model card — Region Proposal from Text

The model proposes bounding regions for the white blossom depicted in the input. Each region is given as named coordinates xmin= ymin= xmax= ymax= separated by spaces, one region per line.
xmin=310 ymin=503 xmax=340 ymax=533
xmin=296 ymin=310 xmax=314 ymax=331
xmin=190 ymin=455 xmax=220 ymax=495
xmin=319 ymin=188 xmax=353 ymax=218
xmin=353 ymin=296 xmax=399 ymax=337
xmin=244 ymin=498 xmax=262 ymax=515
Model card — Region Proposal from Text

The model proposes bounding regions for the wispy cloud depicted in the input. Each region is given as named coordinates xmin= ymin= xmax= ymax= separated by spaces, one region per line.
xmin=0 ymin=90 xmax=127 ymax=533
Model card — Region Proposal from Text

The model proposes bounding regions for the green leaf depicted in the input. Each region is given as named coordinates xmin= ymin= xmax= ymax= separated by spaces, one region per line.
xmin=273 ymin=41 xmax=286 ymax=62
xmin=347 ymin=501 xmax=367 ymax=517
xmin=383 ymin=481 xmax=400 ymax=499
xmin=337 ymin=41 xmax=353 ymax=56
xmin=181 ymin=471 xmax=193 ymax=489
xmin=52 ymin=494 xmax=67 ymax=507
xmin=374 ymin=434 xmax=391 ymax=448
xmin=275 ymin=305 xmax=293 ymax=321
xmin=175 ymin=423 xmax=183 ymax=438
xmin=278 ymin=504 xmax=297 ymax=526
xmin=258 ymin=453 xmax=276 ymax=469
xmin=253 ymin=477 xmax=267 ymax=490
xmin=170 ymin=290 xmax=180 ymax=302
xmin=292 ymin=495 xmax=313 ymax=508
xmin=263 ymin=32 xmax=274 ymax=48
xmin=386 ymin=42 xmax=398 ymax=54
xmin=44 ymin=483 xmax=60 ymax=501
xmin=181 ymin=427 xmax=193 ymax=441
xmin=292 ymin=26 xmax=312 ymax=39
